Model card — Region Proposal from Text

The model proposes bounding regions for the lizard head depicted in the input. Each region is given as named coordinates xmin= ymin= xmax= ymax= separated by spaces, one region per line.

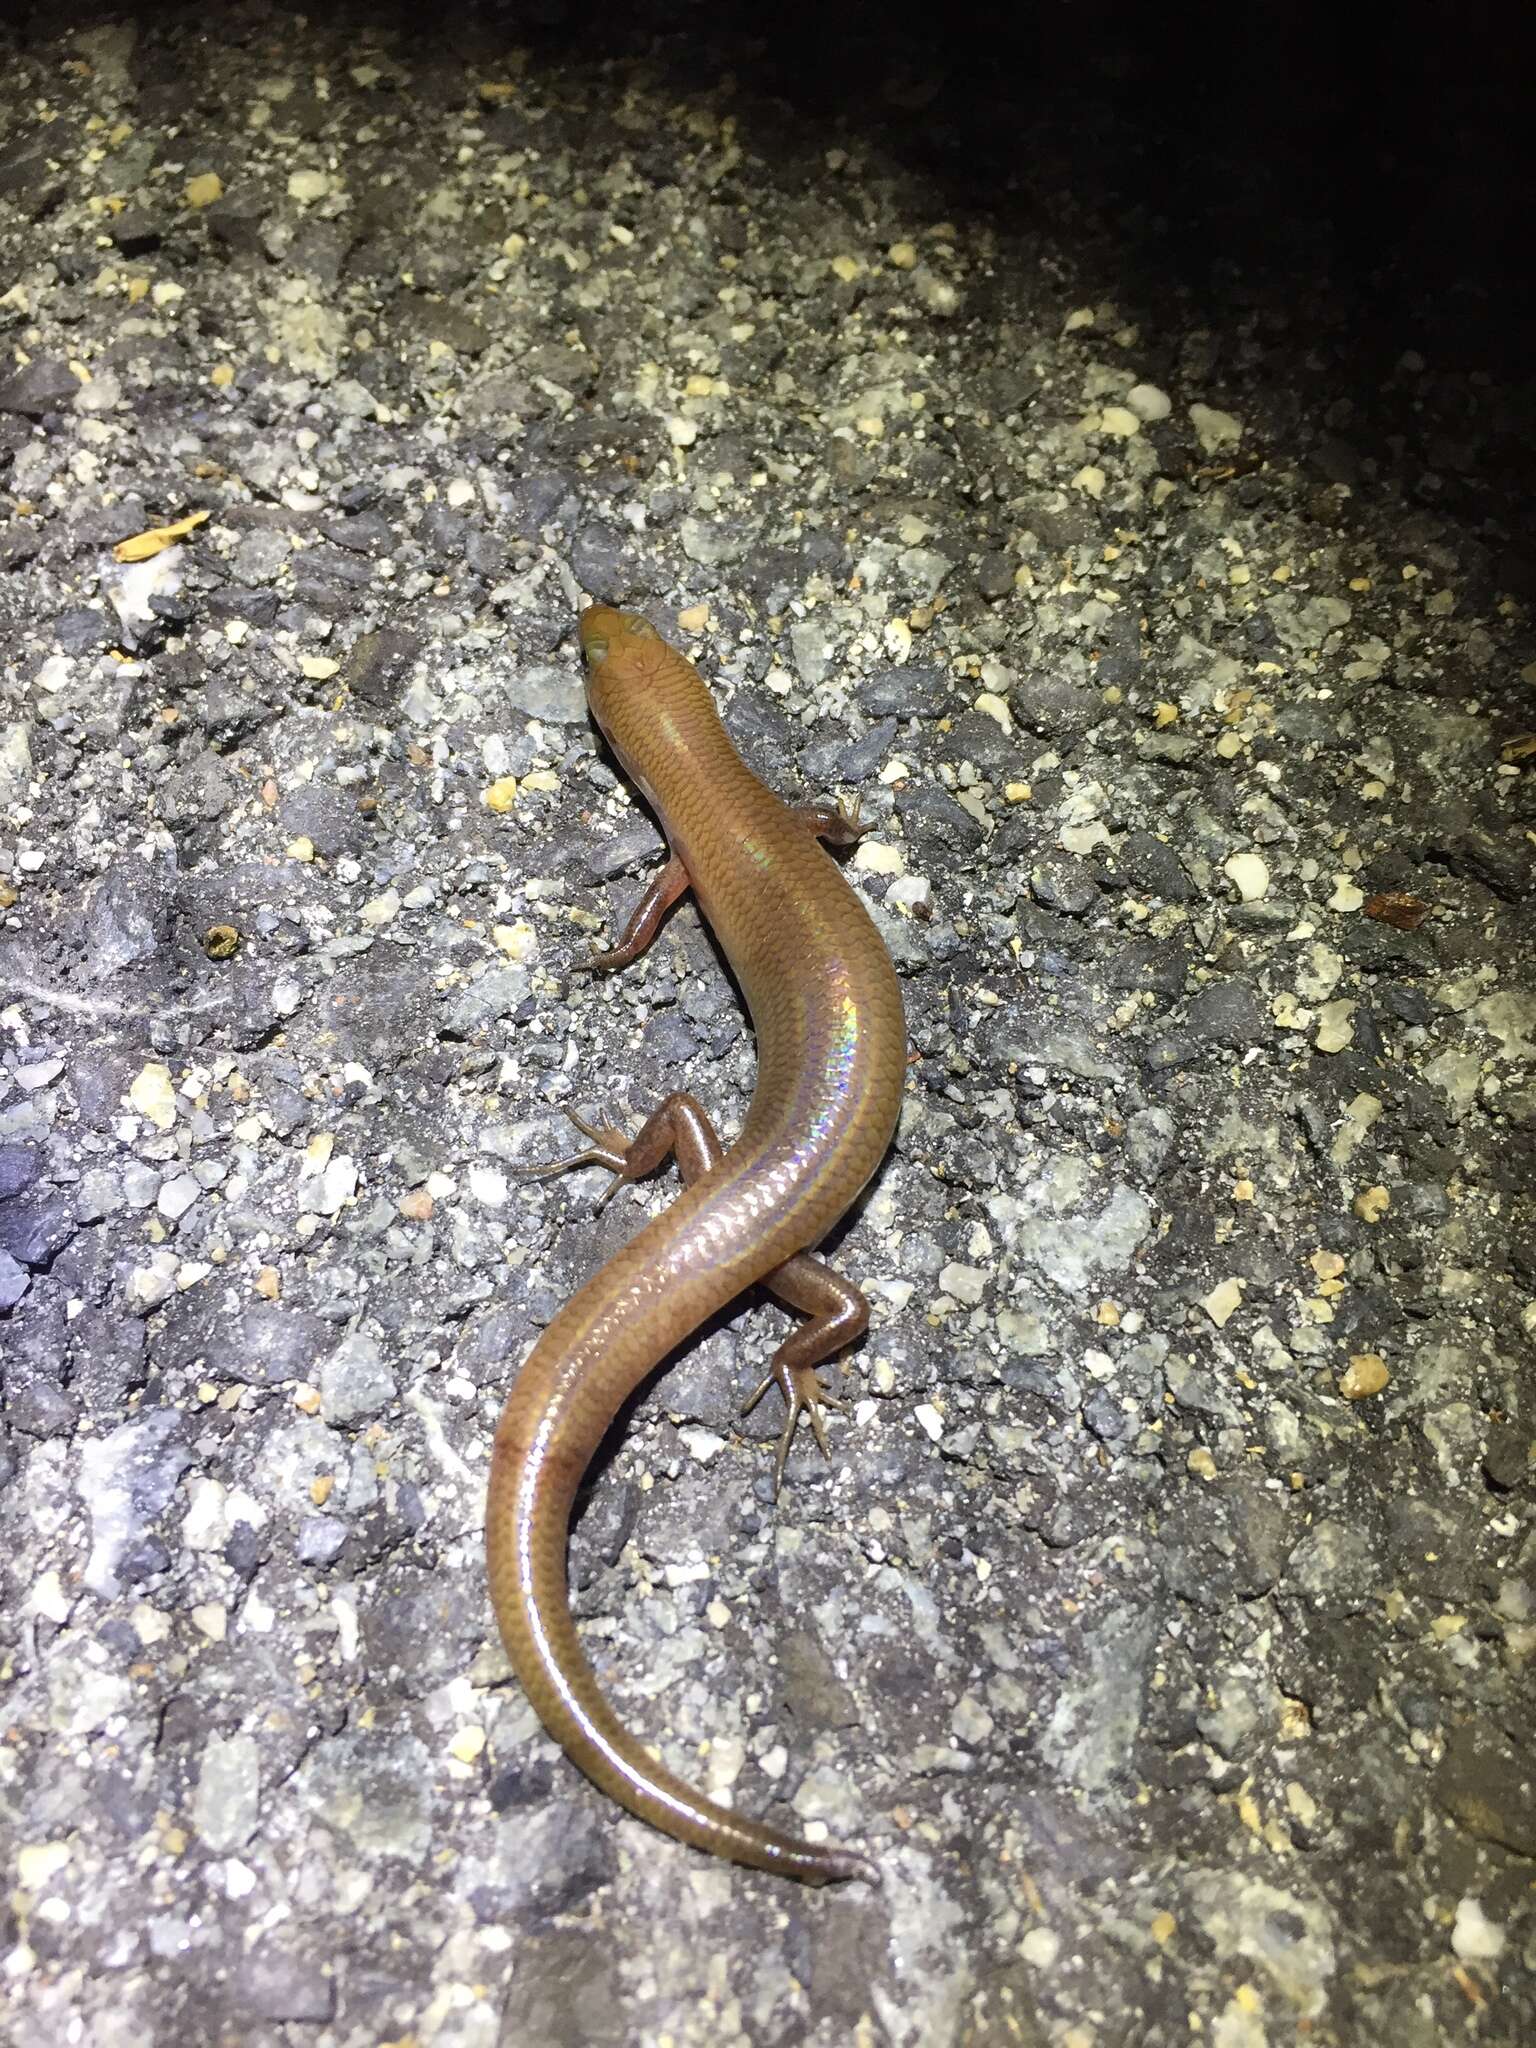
xmin=577 ymin=605 xmax=663 ymax=677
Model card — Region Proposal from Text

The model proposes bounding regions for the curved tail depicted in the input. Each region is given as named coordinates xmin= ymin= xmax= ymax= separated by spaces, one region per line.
xmin=485 ymin=1305 xmax=875 ymax=1885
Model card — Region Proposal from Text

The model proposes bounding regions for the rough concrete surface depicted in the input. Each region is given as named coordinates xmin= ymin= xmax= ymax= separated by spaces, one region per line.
xmin=1 ymin=5 xmax=1533 ymax=2045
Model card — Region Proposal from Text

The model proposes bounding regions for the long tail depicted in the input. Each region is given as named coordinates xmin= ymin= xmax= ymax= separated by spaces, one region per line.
xmin=485 ymin=1245 xmax=875 ymax=1884
xmin=486 ymin=1431 xmax=872 ymax=1882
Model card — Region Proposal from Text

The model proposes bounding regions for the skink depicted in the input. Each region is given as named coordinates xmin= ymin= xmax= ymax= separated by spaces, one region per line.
xmin=486 ymin=605 xmax=906 ymax=1884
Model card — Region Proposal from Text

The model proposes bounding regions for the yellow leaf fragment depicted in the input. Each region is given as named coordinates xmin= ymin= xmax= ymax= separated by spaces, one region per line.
xmin=113 ymin=508 xmax=209 ymax=562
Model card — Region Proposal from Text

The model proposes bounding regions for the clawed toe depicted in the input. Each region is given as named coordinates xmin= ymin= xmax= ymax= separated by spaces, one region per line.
xmin=742 ymin=1360 xmax=841 ymax=1498
xmin=514 ymin=1104 xmax=637 ymax=1208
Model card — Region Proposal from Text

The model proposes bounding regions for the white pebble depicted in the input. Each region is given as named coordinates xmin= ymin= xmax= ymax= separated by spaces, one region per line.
xmin=156 ymin=1175 xmax=201 ymax=1222
xmin=1127 ymin=382 xmax=1172 ymax=422
xmin=14 ymin=1059 xmax=64 ymax=1090
xmin=1451 ymin=1897 xmax=1506 ymax=1962
xmin=129 ymin=1061 xmax=178 ymax=1131
xmin=360 ymin=889 xmax=400 ymax=927
xmin=1201 ymin=1277 xmax=1245 ymax=1328
xmin=1328 ymin=876 xmax=1365 ymax=912
xmin=16 ymin=1842 xmax=71 ymax=1889
xmin=939 ymin=1262 xmax=988 ymax=1305
xmin=468 ymin=1166 xmax=508 ymax=1209
xmin=1021 ymin=1927 xmax=1061 ymax=1969
xmin=1189 ymin=402 xmax=1243 ymax=454
xmin=886 ymin=876 xmax=932 ymax=915
xmin=312 ymin=1157 xmax=358 ymax=1216
xmin=678 ymin=1427 xmax=728 ymax=1465
xmin=1315 ymin=1000 xmax=1357 ymax=1054
xmin=854 ymin=838 xmax=905 ymax=876
xmin=125 ymin=1250 xmax=179 ymax=1312
xmin=1223 ymin=852 xmax=1270 ymax=902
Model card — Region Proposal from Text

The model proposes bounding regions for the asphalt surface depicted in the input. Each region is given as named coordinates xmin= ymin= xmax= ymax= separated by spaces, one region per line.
xmin=1 ymin=7 xmax=1532 ymax=2045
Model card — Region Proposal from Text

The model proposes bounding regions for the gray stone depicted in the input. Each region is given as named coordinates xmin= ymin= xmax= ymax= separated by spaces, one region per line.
xmin=1436 ymin=1718 xmax=1536 ymax=1855
xmin=77 ymin=1408 xmax=191 ymax=1598
xmin=192 ymin=1732 xmax=260 ymax=1852
xmin=0 ymin=1189 xmax=74 ymax=1267
xmin=235 ymin=1946 xmax=336 ymax=2024
xmin=1186 ymin=980 xmax=1268 ymax=1047
xmin=0 ymin=356 xmax=80 ymax=415
xmin=503 ymin=662 xmax=586 ymax=723
xmin=1029 ymin=857 xmax=1100 ymax=917
xmin=297 ymin=1515 xmax=349 ymax=1566
xmin=85 ymin=861 xmax=168 ymax=975
xmin=0 ymin=1246 xmax=30 ymax=1308
xmin=1285 ymin=1517 xmax=1379 ymax=1617
xmin=1109 ymin=829 xmax=1196 ymax=902
xmin=318 ymin=1331 xmax=394 ymax=1424
xmin=0 ymin=1143 xmax=40 ymax=1200
xmin=858 ymin=666 xmax=949 ymax=718
xmin=342 ymin=626 xmax=423 ymax=710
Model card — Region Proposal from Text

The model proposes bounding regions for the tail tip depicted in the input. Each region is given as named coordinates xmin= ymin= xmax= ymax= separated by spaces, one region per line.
xmin=818 ymin=1844 xmax=881 ymax=1887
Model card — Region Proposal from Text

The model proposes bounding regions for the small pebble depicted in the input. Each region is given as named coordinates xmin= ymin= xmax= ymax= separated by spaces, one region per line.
xmin=1339 ymin=1354 xmax=1389 ymax=1400
xmin=1315 ymin=1000 xmax=1357 ymax=1053
xmin=360 ymin=889 xmax=400 ymax=927
xmin=1098 ymin=406 xmax=1140 ymax=438
xmin=129 ymin=1062 xmax=178 ymax=1132
xmin=1223 ymin=852 xmax=1270 ymax=902
xmin=1127 ymin=383 xmax=1172 ymax=422
xmin=449 ymin=1726 xmax=487 ymax=1765
xmin=914 ymin=1402 xmax=944 ymax=1442
xmin=1201 ymin=1277 xmax=1245 ymax=1327
xmin=1189 ymin=403 xmax=1243 ymax=453
xmin=1451 ymin=1897 xmax=1506 ymax=1963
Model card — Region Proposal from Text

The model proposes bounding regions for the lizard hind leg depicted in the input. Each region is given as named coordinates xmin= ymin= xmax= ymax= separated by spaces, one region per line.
xmin=520 ymin=1092 xmax=874 ymax=1494
xmin=742 ymin=1253 xmax=871 ymax=1497
xmin=514 ymin=1092 xmax=725 ymax=1210
xmin=512 ymin=1106 xmax=637 ymax=1210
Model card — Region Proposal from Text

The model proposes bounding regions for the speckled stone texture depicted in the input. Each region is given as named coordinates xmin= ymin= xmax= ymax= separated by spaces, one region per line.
xmin=1 ymin=5 xmax=1532 ymax=2045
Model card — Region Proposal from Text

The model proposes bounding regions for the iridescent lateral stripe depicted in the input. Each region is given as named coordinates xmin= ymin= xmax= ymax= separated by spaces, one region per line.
xmin=805 ymin=992 xmax=860 ymax=1153
xmin=728 ymin=990 xmax=863 ymax=1233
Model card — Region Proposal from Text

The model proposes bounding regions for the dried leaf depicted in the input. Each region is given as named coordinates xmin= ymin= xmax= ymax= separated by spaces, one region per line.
xmin=113 ymin=508 xmax=210 ymax=563
xmin=1363 ymin=891 xmax=1430 ymax=931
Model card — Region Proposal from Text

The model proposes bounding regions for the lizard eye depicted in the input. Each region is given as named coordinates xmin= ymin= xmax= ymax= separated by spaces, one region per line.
xmin=583 ymin=637 xmax=609 ymax=667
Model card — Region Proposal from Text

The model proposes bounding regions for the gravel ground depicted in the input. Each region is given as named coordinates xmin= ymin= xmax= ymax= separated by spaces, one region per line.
xmin=2 ymin=7 xmax=1533 ymax=2046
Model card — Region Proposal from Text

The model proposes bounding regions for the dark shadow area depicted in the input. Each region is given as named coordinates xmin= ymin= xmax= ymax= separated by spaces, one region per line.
xmin=510 ymin=4 xmax=1521 ymax=526
xmin=528 ymin=0 xmax=1535 ymax=603
xmin=14 ymin=0 xmax=1530 ymax=597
